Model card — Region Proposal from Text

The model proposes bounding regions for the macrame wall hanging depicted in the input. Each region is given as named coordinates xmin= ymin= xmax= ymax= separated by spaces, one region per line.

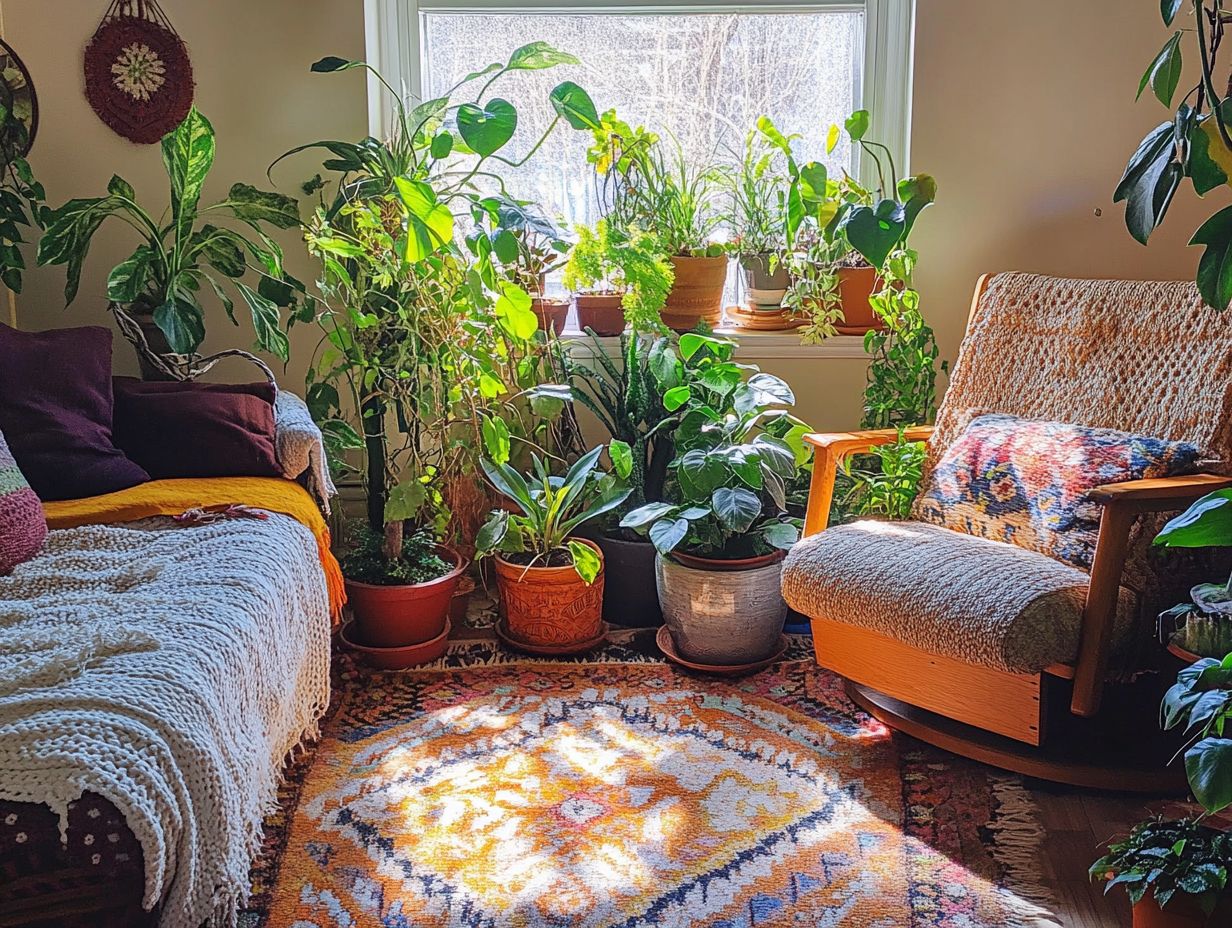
xmin=84 ymin=0 xmax=194 ymax=144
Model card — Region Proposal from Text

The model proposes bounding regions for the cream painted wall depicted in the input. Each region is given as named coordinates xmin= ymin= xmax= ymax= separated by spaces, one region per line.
xmin=4 ymin=0 xmax=1218 ymax=432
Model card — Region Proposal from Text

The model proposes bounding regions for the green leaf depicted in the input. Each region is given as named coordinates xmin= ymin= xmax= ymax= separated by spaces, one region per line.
xmin=1155 ymin=490 xmax=1232 ymax=546
xmin=1186 ymin=737 xmax=1232 ymax=812
xmin=493 ymin=228 xmax=520 ymax=263
xmin=507 ymin=42 xmax=579 ymax=71
xmin=825 ymin=123 xmax=841 ymax=154
xmin=162 ymin=107 xmax=216 ymax=244
xmin=679 ymin=449 xmax=727 ymax=495
xmin=621 ymin=501 xmax=678 ymax=530
xmin=36 ymin=195 xmax=129 ymax=302
xmin=1138 ymin=32 xmax=1184 ymax=107
xmin=712 ymin=486 xmax=761 ymax=534
xmin=481 ymin=457 xmax=535 ymax=514
xmin=1162 ymin=0 xmax=1183 ymax=25
xmin=898 ymin=173 xmax=938 ymax=239
xmin=384 ymin=478 xmax=428 ymax=524
xmin=236 ymin=280 xmax=289 ymax=361
xmin=845 ymin=109 xmax=870 ymax=141
xmin=153 ymin=296 xmax=205 ymax=354
xmin=495 ymin=283 xmax=538 ymax=340
xmin=456 ymin=99 xmax=518 ymax=157
xmin=753 ymin=435 xmax=797 ymax=478
xmin=843 ymin=199 xmax=906 ymax=268
xmin=798 ymin=163 xmax=828 ymax=204
xmin=482 ymin=416 xmax=512 ymax=465
xmin=476 ymin=509 xmax=509 ymax=554
xmin=549 ymin=81 xmax=599 ymax=130
xmin=756 ymin=115 xmax=793 ymax=157
xmin=430 ymin=131 xmax=454 ymax=160
xmin=679 ymin=332 xmax=733 ymax=361
xmin=649 ymin=517 xmax=689 ymax=555
xmin=741 ymin=372 xmax=796 ymax=408
xmin=609 ymin=439 xmax=633 ymax=479
xmin=762 ymin=521 xmax=800 ymax=550
xmin=107 ymin=175 xmax=135 ymax=201
xmin=648 ymin=341 xmax=682 ymax=390
xmin=1114 ymin=121 xmax=1178 ymax=245
xmin=320 ymin=419 xmax=364 ymax=451
xmin=106 ymin=245 xmax=154 ymax=303
xmin=1190 ymin=205 xmax=1232 ymax=310
xmin=663 ymin=385 xmax=692 ymax=412
xmin=1189 ymin=117 xmax=1229 ymax=195
xmin=566 ymin=539 xmax=602 ymax=584
xmin=222 ymin=183 xmax=301 ymax=230
xmin=394 ymin=177 xmax=454 ymax=261
xmin=190 ymin=225 xmax=245 ymax=277
xmin=310 ymin=56 xmax=357 ymax=73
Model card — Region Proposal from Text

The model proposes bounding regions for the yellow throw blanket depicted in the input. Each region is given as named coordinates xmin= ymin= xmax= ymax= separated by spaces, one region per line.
xmin=43 ymin=477 xmax=346 ymax=622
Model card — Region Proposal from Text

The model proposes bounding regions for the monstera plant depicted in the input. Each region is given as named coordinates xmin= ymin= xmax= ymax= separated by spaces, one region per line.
xmin=37 ymin=108 xmax=306 ymax=371
xmin=1117 ymin=1 xmax=1232 ymax=309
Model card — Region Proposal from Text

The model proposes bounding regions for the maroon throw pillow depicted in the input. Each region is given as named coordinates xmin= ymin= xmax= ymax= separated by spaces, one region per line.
xmin=0 ymin=325 xmax=150 ymax=501
xmin=111 ymin=377 xmax=280 ymax=479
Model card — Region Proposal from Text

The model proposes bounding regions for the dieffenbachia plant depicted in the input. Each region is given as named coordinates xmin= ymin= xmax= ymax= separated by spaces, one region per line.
xmin=37 ymin=108 xmax=306 ymax=360
xmin=1117 ymin=1 xmax=1232 ymax=309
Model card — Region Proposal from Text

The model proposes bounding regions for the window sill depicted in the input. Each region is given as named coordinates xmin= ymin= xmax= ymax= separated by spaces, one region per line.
xmin=561 ymin=328 xmax=871 ymax=360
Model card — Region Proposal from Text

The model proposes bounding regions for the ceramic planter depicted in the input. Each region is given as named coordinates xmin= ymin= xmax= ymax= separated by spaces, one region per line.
xmin=592 ymin=532 xmax=663 ymax=626
xmin=532 ymin=297 xmax=569 ymax=336
xmin=739 ymin=253 xmax=789 ymax=309
xmin=661 ymin=255 xmax=727 ymax=332
xmin=575 ymin=292 xmax=625 ymax=336
xmin=1131 ymin=891 xmax=1232 ymax=927
xmin=833 ymin=265 xmax=888 ymax=335
xmin=655 ymin=550 xmax=787 ymax=664
xmin=494 ymin=538 xmax=605 ymax=649
xmin=344 ymin=545 xmax=465 ymax=648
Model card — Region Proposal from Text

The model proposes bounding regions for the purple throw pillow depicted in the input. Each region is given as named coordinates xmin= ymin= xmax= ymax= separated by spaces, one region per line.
xmin=0 ymin=325 xmax=150 ymax=501
xmin=0 ymin=428 xmax=46 ymax=573
xmin=112 ymin=377 xmax=280 ymax=479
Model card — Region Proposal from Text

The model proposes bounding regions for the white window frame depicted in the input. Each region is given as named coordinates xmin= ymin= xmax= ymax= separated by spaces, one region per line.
xmin=363 ymin=0 xmax=916 ymax=185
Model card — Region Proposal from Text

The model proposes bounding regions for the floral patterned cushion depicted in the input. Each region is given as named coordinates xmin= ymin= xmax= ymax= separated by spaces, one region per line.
xmin=913 ymin=414 xmax=1202 ymax=570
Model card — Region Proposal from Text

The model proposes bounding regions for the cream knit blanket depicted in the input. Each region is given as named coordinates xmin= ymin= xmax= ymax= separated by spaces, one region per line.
xmin=0 ymin=515 xmax=332 ymax=927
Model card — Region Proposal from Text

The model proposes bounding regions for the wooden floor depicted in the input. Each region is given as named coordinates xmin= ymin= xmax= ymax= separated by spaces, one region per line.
xmin=1028 ymin=783 xmax=1171 ymax=927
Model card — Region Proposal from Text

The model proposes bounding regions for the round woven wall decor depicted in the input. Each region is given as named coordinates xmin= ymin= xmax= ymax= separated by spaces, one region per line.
xmin=84 ymin=0 xmax=194 ymax=144
xmin=0 ymin=37 xmax=38 ymax=160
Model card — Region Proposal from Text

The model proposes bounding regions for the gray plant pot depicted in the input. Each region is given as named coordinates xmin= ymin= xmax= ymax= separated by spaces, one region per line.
xmin=655 ymin=553 xmax=787 ymax=665
xmin=739 ymin=253 xmax=790 ymax=309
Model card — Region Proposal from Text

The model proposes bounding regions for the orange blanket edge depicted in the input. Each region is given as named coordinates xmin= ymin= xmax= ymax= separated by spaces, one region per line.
xmin=43 ymin=477 xmax=346 ymax=623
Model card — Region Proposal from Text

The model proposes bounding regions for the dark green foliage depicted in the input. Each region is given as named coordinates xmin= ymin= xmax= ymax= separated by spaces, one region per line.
xmin=340 ymin=523 xmax=452 ymax=586
xmin=1090 ymin=818 xmax=1231 ymax=914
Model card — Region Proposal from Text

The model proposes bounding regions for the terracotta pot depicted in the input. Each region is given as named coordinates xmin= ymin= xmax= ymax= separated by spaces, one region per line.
xmin=344 ymin=545 xmax=465 ymax=648
xmin=494 ymin=538 xmax=604 ymax=648
xmin=834 ymin=265 xmax=887 ymax=335
xmin=340 ymin=618 xmax=452 ymax=670
xmin=661 ymin=255 xmax=728 ymax=332
xmin=739 ymin=253 xmax=789 ymax=309
xmin=532 ymin=298 xmax=569 ymax=336
xmin=1132 ymin=891 xmax=1232 ymax=927
xmin=574 ymin=292 xmax=625 ymax=336
xmin=592 ymin=532 xmax=662 ymax=626
xmin=656 ymin=550 xmax=787 ymax=664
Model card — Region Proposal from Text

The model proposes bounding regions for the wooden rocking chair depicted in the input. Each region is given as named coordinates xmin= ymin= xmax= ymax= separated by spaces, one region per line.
xmin=782 ymin=273 xmax=1232 ymax=790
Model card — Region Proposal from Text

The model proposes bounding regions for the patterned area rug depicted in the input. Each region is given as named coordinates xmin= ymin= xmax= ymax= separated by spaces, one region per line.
xmin=240 ymin=634 xmax=1059 ymax=928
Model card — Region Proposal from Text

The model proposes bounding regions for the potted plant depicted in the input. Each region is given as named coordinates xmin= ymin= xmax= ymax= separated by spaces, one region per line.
xmin=1091 ymin=818 xmax=1232 ymax=927
xmin=562 ymin=217 xmax=673 ymax=335
xmin=720 ymin=128 xmax=793 ymax=330
xmin=759 ymin=111 xmax=936 ymax=345
xmin=620 ymin=333 xmax=812 ymax=665
xmin=476 ymin=443 xmax=631 ymax=652
xmin=0 ymin=95 xmax=45 ymax=296
xmin=471 ymin=195 xmax=572 ymax=335
xmin=1155 ymin=487 xmax=1232 ymax=659
xmin=588 ymin=112 xmax=725 ymax=333
xmin=559 ymin=331 xmax=677 ymax=624
xmin=284 ymin=47 xmax=598 ymax=660
xmin=38 ymin=107 xmax=306 ymax=378
xmin=1092 ymin=651 xmax=1232 ymax=926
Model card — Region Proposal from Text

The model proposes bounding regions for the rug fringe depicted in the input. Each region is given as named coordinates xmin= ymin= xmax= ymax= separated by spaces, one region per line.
xmin=987 ymin=774 xmax=1065 ymax=928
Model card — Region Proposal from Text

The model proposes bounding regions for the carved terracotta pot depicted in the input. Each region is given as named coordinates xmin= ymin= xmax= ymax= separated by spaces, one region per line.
xmin=655 ymin=550 xmax=786 ymax=665
xmin=661 ymin=255 xmax=727 ymax=332
xmin=495 ymin=538 xmax=604 ymax=649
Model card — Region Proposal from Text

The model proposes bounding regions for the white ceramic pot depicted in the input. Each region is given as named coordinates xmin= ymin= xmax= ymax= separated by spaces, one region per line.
xmin=655 ymin=552 xmax=787 ymax=665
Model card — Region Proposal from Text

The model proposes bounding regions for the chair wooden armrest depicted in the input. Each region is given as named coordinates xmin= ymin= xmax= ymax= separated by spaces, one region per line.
xmin=802 ymin=427 xmax=935 ymax=535
xmin=1071 ymin=472 xmax=1232 ymax=717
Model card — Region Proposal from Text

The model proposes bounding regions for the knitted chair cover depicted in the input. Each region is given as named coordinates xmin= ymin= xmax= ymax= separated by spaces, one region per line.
xmin=918 ymin=272 xmax=1232 ymax=653
xmin=0 ymin=428 xmax=46 ymax=574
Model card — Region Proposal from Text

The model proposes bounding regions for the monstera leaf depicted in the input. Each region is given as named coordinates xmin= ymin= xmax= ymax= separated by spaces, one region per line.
xmin=843 ymin=199 xmax=906 ymax=269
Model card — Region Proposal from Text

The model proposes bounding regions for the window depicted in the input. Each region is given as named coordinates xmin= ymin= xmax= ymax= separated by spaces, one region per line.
xmin=363 ymin=0 xmax=915 ymax=329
